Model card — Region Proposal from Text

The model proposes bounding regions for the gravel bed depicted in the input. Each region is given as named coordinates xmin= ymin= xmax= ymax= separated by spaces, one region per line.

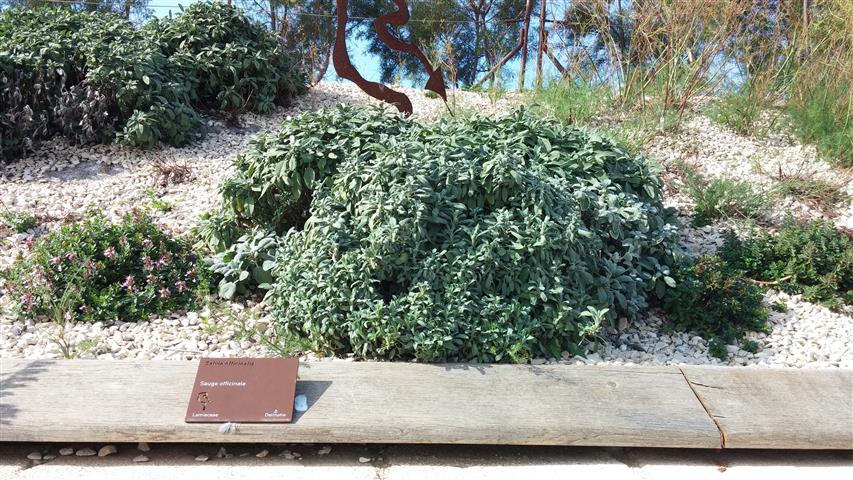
xmin=1 ymin=82 xmax=850 ymax=367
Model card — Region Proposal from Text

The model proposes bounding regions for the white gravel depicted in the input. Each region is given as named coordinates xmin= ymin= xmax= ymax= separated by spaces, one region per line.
xmin=1 ymin=82 xmax=850 ymax=368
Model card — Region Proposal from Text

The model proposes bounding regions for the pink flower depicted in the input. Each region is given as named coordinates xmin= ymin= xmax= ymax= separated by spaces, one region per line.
xmin=142 ymin=256 xmax=154 ymax=270
xmin=18 ymin=294 xmax=34 ymax=311
xmin=158 ymin=287 xmax=171 ymax=299
xmin=119 ymin=235 xmax=129 ymax=246
xmin=64 ymin=251 xmax=77 ymax=262
xmin=48 ymin=256 xmax=60 ymax=266
xmin=103 ymin=247 xmax=117 ymax=259
xmin=146 ymin=273 xmax=158 ymax=286
xmin=132 ymin=210 xmax=142 ymax=222
xmin=79 ymin=305 xmax=92 ymax=314
xmin=141 ymin=238 xmax=153 ymax=249
xmin=174 ymin=280 xmax=188 ymax=293
xmin=120 ymin=275 xmax=135 ymax=291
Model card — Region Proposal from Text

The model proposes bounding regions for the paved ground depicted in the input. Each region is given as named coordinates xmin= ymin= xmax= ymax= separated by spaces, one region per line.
xmin=1 ymin=443 xmax=850 ymax=479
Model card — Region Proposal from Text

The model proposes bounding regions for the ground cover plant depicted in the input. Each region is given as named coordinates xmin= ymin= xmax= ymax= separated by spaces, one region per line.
xmin=1 ymin=211 xmax=209 ymax=323
xmin=660 ymin=257 xmax=769 ymax=359
xmin=0 ymin=2 xmax=305 ymax=160
xmin=206 ymin=105 xmax=682 ymax=362
xmin=721 ymin=219 xmax=853 ymax=309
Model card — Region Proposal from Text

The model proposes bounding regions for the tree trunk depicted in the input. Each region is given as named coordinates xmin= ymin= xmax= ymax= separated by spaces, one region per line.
xmin=474 ymin=0 xmax=533 ymax=88
xmin=535 ymin=0 xmax=546 ymax=88
xmin=517 ymin=0 xmax=533 ymax=90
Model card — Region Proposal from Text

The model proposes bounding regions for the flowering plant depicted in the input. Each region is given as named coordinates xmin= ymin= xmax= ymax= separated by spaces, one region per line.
xmin=1 ymin=210 xmax=209 ymax=322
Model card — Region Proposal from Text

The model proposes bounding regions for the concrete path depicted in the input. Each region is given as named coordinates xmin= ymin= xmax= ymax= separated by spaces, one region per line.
xmin=1 ymin=443 xmax=851 ymax=480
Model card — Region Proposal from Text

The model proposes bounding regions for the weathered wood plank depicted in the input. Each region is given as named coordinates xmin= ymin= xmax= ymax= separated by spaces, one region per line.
xmin=0 ymin=359 xmax=720 ymax=447
xmin=681 ymin=367 xmax=853 ymax=449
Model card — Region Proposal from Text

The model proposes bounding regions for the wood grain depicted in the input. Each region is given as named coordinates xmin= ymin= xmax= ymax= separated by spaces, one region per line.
xmin=0 ymin=359 xmax=720 ymax=447
xmin=681 ymin=367 xmax=853 ymax=449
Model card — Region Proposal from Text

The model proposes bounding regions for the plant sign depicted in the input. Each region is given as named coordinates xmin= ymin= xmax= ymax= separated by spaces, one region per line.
xmin=333 ymin=0 xmax=447 ymax=115
xmin=185 ymin=357 xmax=300 ymax=423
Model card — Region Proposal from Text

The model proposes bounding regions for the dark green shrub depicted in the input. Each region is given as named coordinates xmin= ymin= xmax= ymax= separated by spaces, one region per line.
xmin=660 ymin=256 xmax=769 ymax=359
xmin=721 ymin=219 xmax=853 ymax=309
xmin=217 ymin=106 xmax=680 ymax=361
xmin=0 ymin=7 xmax=202 ymax=159
xmin=1 ymin=211 xmax=209 ymax=322
xmin=151 ymin=1 xmax=307 ymax=113
xmin=0 ymin=3 xmax=306 ymax=160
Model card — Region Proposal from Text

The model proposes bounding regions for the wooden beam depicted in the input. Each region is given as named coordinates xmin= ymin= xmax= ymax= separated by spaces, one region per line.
xmin=681 ymin=367 xmax=853 ymax=449
xmin=0 ymin=359 xmax=720 ymax=447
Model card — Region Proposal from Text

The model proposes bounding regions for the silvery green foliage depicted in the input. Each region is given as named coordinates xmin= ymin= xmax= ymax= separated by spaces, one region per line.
xmin=208 ymin=228 xmax=279 ymax=299
xmin=244 ymin=106 xmax=680 ymax=362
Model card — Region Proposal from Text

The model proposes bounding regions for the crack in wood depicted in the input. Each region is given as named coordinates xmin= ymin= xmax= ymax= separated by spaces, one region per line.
xmin=679 ymin=367 xmax=727 ymax=449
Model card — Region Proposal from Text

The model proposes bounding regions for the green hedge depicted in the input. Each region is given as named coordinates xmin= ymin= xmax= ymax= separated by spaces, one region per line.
xmin=207 ymin=106 xmax=682 ymax=361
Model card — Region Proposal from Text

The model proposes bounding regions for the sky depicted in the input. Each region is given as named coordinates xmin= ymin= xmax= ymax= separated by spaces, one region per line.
xmin=147 ymin=0 xmax=558 ymax=90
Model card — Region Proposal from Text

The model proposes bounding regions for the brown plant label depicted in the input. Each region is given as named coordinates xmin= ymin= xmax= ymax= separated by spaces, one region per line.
xmin=185 ymin=357 xmax=299 ymax=423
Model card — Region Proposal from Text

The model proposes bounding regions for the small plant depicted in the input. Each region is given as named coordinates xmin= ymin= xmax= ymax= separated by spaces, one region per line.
xmin=721 ymin=218 xmax=853 ymax=309
xmin=771 ymin=171 xmax=849 ymax=216
xmin=152 ymin=160 xmax=193 ymax=186
xmin=770 ymin=299 xmax=788 ymax=313
xmin=741 ymin=338 xmax=759 ymax=354
xmin=145 ymin=190 xmax=174 ymax=213
xmin=207 ymin=228 xmax=278 ymax=299
xmin=1 ymin=211 xmax=38 ymax=233
xmin=424 ymin=90 xmax=439 ymax=99
xmin=660 ymin=256 xmax=769 ymax=360
xmin=1 ymin=210 xmax=209 ymax=323
xmin=677 ymin=163 xmax=768 ymax=226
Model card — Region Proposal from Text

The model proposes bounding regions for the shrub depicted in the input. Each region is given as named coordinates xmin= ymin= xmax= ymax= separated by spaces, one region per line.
xmin=151 ymin=1 xmax=307 ymax=114
xmin=721 ymin=218 xmax=853 ymax=309
xmin=660 ymin=256 xmax=769 ymax=359
xmin=216 ymin=106 xmax=681 ymax=361
xmin=0 ymin=3 xmax=306 ymax=160
xmin=0 ymin=7 xmax=203 ymax=159
xmin=1 ymin=211 xmax=209 ymax=322
xmin=207 ymin=228 xmax=278 ymax=299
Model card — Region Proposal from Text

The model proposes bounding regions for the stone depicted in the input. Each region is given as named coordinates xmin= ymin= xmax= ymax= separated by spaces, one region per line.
xmin=137 ymin=442 xmax=150 ymax=452
xmin=27 ymin=452 xmax=42 ymax=461
xmin=59 ymin=448 xmax=74 ymax=456
xmin=318 ymin=446 xmax=332 ymax=455
xmin=133 ymin=455 xmax=150 ymax=463
xmin=256 ymin=449 xmax=269 ymax=458
xmin=76 ymin=448 xmax=97 ymax=457
xmin=294 ymin=394 xmax=308 ymax=412
xmin=358 ymin=457 xmax=371 ymax=463
xmin=195 ymin=455 xmax=209 ymax=462
xmin=216 ymin=447 xmax=227 ymax=459
xmin=98 ymin=445 xmax=118 ymax=457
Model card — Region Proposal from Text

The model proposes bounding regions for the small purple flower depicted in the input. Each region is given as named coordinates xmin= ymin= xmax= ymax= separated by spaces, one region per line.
xmin=18 ymin=294 xmax=34 ymax=311
xmin=120 ymin=275 xmax=135 ymax=291
xmin=174 ymin=280 xmax=188 ymax=293
xmin=141 ymin=238 xmax=153 ymax=249
xmin=119 ymin=235 xmax=129 ymax=246
xmin=64 ymin=251 xmax=77 ymax=262
xmin=158 ymin=287 xmax=171 ymax=299
xmin=103 ymin=247 xmax=117 ymax=259
xmin=142 ymin=256 xmax=154 ymax=271
xmin=132 ymin=210 xmax=142 ymax=222
xmin=79 ymin=305 xmax=92 ymax=314
xmin=48 ymin=256 xmax=61 ymax=266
